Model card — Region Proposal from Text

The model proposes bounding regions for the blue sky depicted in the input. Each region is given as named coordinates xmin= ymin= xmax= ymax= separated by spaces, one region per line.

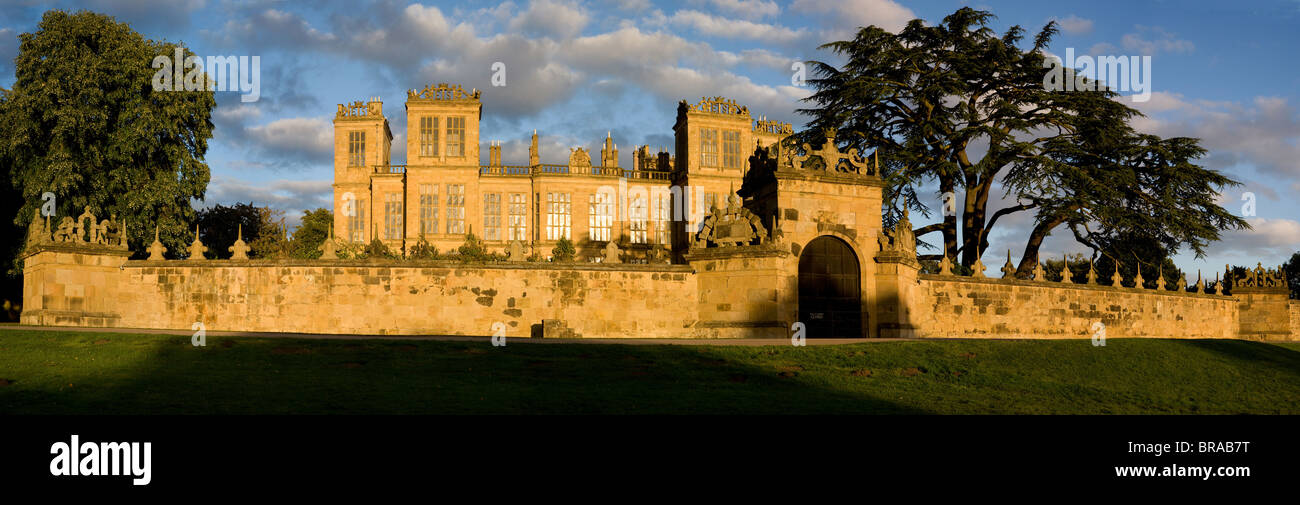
xmin=1 ymin=0 xmax=1297 ymax=275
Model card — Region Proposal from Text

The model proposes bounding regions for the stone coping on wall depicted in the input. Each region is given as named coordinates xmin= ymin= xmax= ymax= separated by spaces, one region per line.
xmin=684 ymin=246 xmax=790 ymax=261
xmin=122 ymin=258 xmax=696 ymax=273
xmin=22 ymin=243 xmax=133 ymax=259
xmin=918 ymin=273 xmax=1233 ymax=300
xmin=774 ymin=169 xmax=886 ymax=187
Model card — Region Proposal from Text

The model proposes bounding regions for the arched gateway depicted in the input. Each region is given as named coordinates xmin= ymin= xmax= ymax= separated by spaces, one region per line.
xmin=798 ymin=236 xmax=863 ymax=338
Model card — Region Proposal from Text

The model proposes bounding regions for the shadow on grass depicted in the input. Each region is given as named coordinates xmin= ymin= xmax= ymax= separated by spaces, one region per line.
xmin=0 ymin=332 xmax=928 ymax=415
xmin=1169 ymin=338 xmax=1300 ymax=376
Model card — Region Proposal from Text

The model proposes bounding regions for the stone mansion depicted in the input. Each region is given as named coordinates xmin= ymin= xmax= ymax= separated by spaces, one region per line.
xmin=19 ymin=83 xmax=1296 ymax=340
xmin=331 ymin=83 xmax=793 ymax=261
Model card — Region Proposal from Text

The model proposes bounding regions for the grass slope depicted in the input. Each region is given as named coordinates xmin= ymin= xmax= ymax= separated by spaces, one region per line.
xmin=0 ymin=330 xmax=1297 ymax=414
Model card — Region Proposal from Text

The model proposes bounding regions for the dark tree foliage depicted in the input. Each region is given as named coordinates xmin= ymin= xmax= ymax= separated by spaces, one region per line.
xmin=797 ymin=7 xmax=1247 ymax=276
xmin=0 ymin=10 xmax=214 ymax=269
xmin=195 ymin=203 xmax=264 ymax=260
xmin=1283 ymin=251 xmax=1300 ymax=300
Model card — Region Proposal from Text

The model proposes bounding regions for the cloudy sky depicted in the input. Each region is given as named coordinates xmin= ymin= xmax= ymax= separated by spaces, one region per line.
xmin=1 ymin=0 xmax=1297 ymax=275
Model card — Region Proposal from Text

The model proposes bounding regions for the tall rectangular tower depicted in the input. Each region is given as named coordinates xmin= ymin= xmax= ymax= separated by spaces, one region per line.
xmin=404 ymin=84 xmax=484 ymax=252
xmin=332 ymin=98 xmax=391 ymax=244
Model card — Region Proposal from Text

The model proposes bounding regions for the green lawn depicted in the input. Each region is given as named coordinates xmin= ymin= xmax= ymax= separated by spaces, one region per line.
xmin=0 ymin=330 xmax=1297 ymax=414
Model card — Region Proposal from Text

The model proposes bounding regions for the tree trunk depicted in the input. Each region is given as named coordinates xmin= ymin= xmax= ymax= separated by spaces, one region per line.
xmin=1015 ymin=215 xmax=1067 ymax=278
xmin=960 ymin=180 xmax=991 ymax=267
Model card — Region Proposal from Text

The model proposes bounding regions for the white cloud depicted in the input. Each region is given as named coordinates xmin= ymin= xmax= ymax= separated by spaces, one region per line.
xmin=201 ymin=176 xmax=333 ymax=228
xmin=508 ymin=0 xmax=589 ymax=40
xmin=244 ymin=117 xmax=333 ymax=162
xmin=1051 ymin=15 xmax=1093 ymax=35
xmin=1126 ymin=92 xmax=1300 ymax=182
xmin=1120 ymin=25 xmax=1194 ymax=55
xmin=1207 ymin=217 xmax=1300 ymax=256
xmin=791 ymin=0 xmax=916 ymax=35
xmin=669 ymin=10 xmax=806 ymax=43
xmin=709 ymin=0 xmax=780 ymax=20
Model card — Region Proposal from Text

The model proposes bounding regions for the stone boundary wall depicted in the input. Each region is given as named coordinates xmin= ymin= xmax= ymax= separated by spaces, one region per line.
xmin=1291 ymin=301 xmax=1300 ymax=338
xmin=913 ymin=274 xmax=1239 ymax=339
xmin=117 ymin=260 xmax=698 ymax=338
xmin=24 ymin=248 xmax=699 ymax=338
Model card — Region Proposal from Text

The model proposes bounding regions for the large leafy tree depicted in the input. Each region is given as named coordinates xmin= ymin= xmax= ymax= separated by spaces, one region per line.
xmin=0 ymin=10 xmax=213 ymax=268
xmin=195 ymin=203 xmax=265 ymax=260
xmin=797 ymin=7 xmax=1246 ymax=275
xmin=289 ymin=208 xmax=333 ymax=259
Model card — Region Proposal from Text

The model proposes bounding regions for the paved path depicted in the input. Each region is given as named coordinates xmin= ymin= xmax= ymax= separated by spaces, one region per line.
xmin=0 ymin=323 xmax=917 ymax=346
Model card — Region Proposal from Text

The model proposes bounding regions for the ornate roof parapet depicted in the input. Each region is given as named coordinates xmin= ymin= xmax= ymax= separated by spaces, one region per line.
xmin=687 ymin=96 xmax=749 ymax=116
xmin=753 ymin=117 xmax=793 ymax=135
xmin=336 ymin=97 xmax=383 ymax=119
xmin=407 ymin=83 xmax=480 ymax=102
xmin=781 ymin=129 xmax=878 ymax=177
xmin=568 ymin=147 xmax=592 ymax=169
xmin=692 ymin=193 xmax=768 ymax=248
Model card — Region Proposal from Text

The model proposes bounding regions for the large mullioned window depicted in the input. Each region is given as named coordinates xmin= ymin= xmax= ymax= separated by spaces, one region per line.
xmin=629 ymin=194 xmax=647 ymax=244
xmin=446 ymin=117 xmax=465 ymax=157
xmin=418 ymin=184 xmax=438 ymax=236
xmin=419 ymin=117 xmax=439 ymax=157
xmin=348 ymin=131 xmax=365 ymax=167
xmin=508 ymin=193 xmax=527 ymax=241
xmin=446 ymin=184 xmax=465 ymax=234
xmin=722 ymin=130 xmax=740 ymax=168
xmin=588 ymin=193 xmax=613 ymax=242
xmin=700 ymin=128 xmax=717 ymax=167
xmin=384 ymin=192 xmax=402 ymax=240
xmin=483 ymin=193 xmax=502 ymax=241
xmin=546 ymin=192 xmax=571 ymax=240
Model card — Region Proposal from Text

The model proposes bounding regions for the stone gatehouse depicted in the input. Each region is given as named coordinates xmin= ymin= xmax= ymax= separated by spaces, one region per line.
xmin=18 ymin=86 xmax=1299 ymax=340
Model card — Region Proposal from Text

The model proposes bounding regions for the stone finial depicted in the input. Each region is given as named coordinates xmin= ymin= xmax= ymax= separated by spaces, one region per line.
xmin=1175 ymin=272 xmax=1187 ymax=292
xmin=1111 ymin=262 xmax=1124 ymax=287
xmin=319 ymin=224 xmax=338 ymax=259
xmin=970 ymin=256 xmax=986 ymax=278
xmin=507 ymin=240 xmax=525 ymax=262
xmin=186 ymin=224 xmax=208 ymax=261
xmin=229 ymin=224 xmax=251 ymax=260
xmin=1155 ymin=266 xmax=1166 ymax=291
xmin=1133 ymin=264 xmax=1145 ymax=289
xmin=603 ymin=241 xmax=621 ymax=264
xmin=147 ymin=226 xmax=167 ymax=260
xmin=1059 ymin=254 xmax=1072 ymax=283
xmin=1001 ymin=249 xmax=1016 ymax=278
xmin=938 ymin=254 xmax=953 ymax=276
xmin=1031 ymin=261 xmax=1046 ymax=281
xmin=1086 ymin=258 xmax=1098 ymax=285
xmin=1193 ymin=271 xmax=1204 ymax=293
